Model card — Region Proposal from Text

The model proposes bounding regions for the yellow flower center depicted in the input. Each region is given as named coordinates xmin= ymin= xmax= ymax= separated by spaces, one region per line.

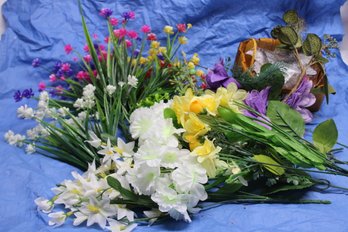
xmin=87 ymin=204 xmax=100 ymax=213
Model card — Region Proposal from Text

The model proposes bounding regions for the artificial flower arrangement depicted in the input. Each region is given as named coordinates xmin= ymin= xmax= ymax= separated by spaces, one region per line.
xmin=5 ymin=6 xmax=348 ymax=232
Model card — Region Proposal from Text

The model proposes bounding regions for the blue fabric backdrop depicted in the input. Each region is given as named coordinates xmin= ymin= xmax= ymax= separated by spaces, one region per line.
xmin=1 ymin=0 xmax=348 ymax=231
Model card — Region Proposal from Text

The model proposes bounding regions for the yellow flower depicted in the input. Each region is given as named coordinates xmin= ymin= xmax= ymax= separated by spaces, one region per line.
xmin=192 ymin=138 xmax=222 ymax=178
xmin=187 ymin=23 xmax=192 ymax=29
xmin=159 ymin=46 xmax=167 ymax=54
xmin=191 ymin=53 xmax=200 ymax=65
xmin=139 ymin=57 xmax=147 ymax=64
xmin=178 ymin=36 xmax=188 ymax=45
xmin=163 ymin=25 xmax=174 ymax=34
xmin=183 ymin=113 xmax=209 ymax=137
xmin=151 ymin=41 xmax=160 ymax=49
xmin=172 ymin=88 xmax=194 ymax=125
xmin=196 ymin=69 xmax=204 ymax=77
xmin=214 ymin=83 xmax=247 ymax=112
xmin=187 ymin=62 xmax=195 ymax=69
xmin=196 ymin=95 xmax=221 ymax=116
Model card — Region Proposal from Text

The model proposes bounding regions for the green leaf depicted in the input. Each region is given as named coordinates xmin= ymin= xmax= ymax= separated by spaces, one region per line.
xmin=313 ymin=119 xmax=338 ymax=153
xmin=267 ymin=101 xmax=305 ymax=137
xmin=107 ymin=176 xmax=138 ymax=201
xmin=253 ymin=154 xmax=285 ymax=176
xmin=278 ymin=26 xmax=299 ymax=46
xmin=264 ymin=181 xmax=314 ymax=195
xmin=302 ymin=33 xmax=322 ymax=56
xmin=271 ymin=26 xmax=281 ymax=39
xmin=283 ymin=10 xmax=299 ymax=25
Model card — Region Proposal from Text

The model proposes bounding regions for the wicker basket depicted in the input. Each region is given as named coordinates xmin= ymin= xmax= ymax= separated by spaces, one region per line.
xmin=234 ymin=38 xmax=325 ymax=112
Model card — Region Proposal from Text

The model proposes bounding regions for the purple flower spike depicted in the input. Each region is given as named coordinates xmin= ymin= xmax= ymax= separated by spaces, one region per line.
xmin=13 ymin=90 xmax=22 ymax=102
xmin=99 ymin=8 xmax=113 ymax=18
xmin=32 ymin=58 xmax=41 ymax=68
xmin=206 ymin=59 xmax=240 ymax=90
xmin=22 ymin=88 xmax=34 ymax=99
xmin=284 ymin=76 xmax=316 ymax=123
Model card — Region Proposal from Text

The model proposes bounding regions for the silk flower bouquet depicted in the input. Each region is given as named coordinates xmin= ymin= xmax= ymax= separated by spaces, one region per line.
xmin=5 ymin=5 xmax=348 ymax=232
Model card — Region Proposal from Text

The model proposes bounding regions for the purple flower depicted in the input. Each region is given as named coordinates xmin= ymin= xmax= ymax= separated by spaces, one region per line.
xmin=22 ymin=88 xmax=34 ymax=99
xmin=13 ymin=90 xmax=22 ymax=102
xmin=284 ymin=76 xmax=316 ymax=123
xmin=99 ymin=8 xmax=113 ymax=18
xmin=32 ymin=58 xmax=41 ymax=68
xmin=157 ymin=53 xmax=164 ymax=60
xmin=122 ymin=11 xmax=135 ymax=20
xmin=206 ymin=59 xmax=240 ymax=90
xmin=133 ymin=49 xmax=140 ymax=57
xmin=244 ymin=87 xmax=271 ymax=117
xmin=53 ymin=61 xmax=62 ymax=73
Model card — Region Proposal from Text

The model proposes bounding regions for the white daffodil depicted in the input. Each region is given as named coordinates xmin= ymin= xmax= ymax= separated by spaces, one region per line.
xmin=77 ymin=197 xmax=118 ymax=229
xmin=106 ymin=85 xmax=117 ymax=95
xmin=98 ymin=139 xmax=119 ymax=163
xmin=127 ymin=75 xmax=138 ymax=88
xmin=126 ymin=162 xmax=160 ymax=195
xmin=34 ymin=197 xmax=54 ymax=213
xmin=117 ymin=204 xmax=135 ymax=221
xmin=114 ymin=138 xmax=135 ymax=158
xmin=106 ymin=219 xmax=137 ymax=232
xmin=86 ymin=131 xmax=101 ymax=148
xmin=17 ymin=104 xmax=34 ymax=119
xmin=53 ymin=179 xmax=83 ymax=206
xmin=48 ymin=211 xmax=67 ymax=226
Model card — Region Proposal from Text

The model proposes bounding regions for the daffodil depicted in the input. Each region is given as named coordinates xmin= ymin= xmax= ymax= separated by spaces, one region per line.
xmin=214 ymin=83 xmax=247 ymax=112
xmin=192 ymin=138 xmax=221 ymax=178
xmin=151 ymin=41 xmax=160 ymax=49
xmin=190 ymin=53 xmax=200 ymax=65
xmin=178 ymin=36 xmax=188 ymax=44
xmin=172 ymin=89 xmax=194 ymax=125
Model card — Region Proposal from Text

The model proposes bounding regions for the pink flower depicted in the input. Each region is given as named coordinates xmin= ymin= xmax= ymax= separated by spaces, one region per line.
xmin=101 ymin=50 xmax=108 ymax=60
xmin=83 ymin=44 xmax=89 ymax=53
xmin=109 ymin=17 xmax=118 ymax=26
xmin=93 ymin=33 xmax=98 ymax=39
xmin=64 ymin=44 xmax=73 ymax=54
xmin=84 ymin=55 xmax=92 ymax=63
xmin=76 ymin=71 xmax=86 ymax=80
xmin=104 ymin=37 xmax=109 ymax=43
xmin=49 ymin=74 xmax=57 ymax=82
xmin=113 ymin=28 xmax=127 ymax=38
xmin=38 ymin=82 xmax=46 ymax=91
xmin=93 ymin=70 xmax=98 ymax=78
xmin=61 ymin=63 xmax=71 ymax=72
xmin=125 ymin=39 xmax=132 ymax=48
xmin=55 ymin=85 xmax=64 ymax=94
xmin=127 ymin=30 xmax=138 ymax=39
xmin=60 ymin=76 xmax=66 ymax=81
xmin=73 ymin=57 xmax=78 ymax=62
xmin=177 ymin=24 xmax=186 ymax=33
xmin=99 ymin=8 xmax=113 ymax=18
xmin=147 ymin=33 xmax=157 ymax=41
xmin=98 ymin=44 xmax=105 ymax=51
xmin=141 ymin=25 xmax=151 ymax=33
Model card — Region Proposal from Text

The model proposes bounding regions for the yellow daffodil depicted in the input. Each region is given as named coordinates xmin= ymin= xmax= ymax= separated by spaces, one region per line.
xmin=172 ymin=88 xmax=194 ymax=125
xmin=192 ymin=138 xmax=222 ymax=178
xmin=187 ymin=61 xmax=195 ymax=69
xmin=178 ymin=36 xmax=188 ymax=45
xmin=139 ymin=57 xmax=147 ymax=65
xmin=196 ymin=69 xmax=204 ymax=77
xmin=159 ymin=46 xmax=167 ymax=54
xmin=183 ymin=113 xmax=209 ymax=137
xmin=187 ymin=23 xmax=192 ymax=29
xmin=163 ymin=25 xmax=174 ymax=34
xmin=215 ymin=83 xmax=247 ymax=112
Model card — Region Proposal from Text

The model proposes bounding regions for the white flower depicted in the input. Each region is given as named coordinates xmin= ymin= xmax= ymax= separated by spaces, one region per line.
xmin=83 ymin=84 xmax=96 ymax=99
xmin=98 ymin=139 xmax=120 ymax=163
xmin=39 ymin=91 xmax=49 ymax=101
xmin=117 ymin=205 xmax=135 ymax=221
xmin=86 ymin=131 xmax=101 ymax=148
xmin=129 ymin=107 xmax=155 ymax=140
xmin=4 ymin=130 xmax=14 ymax=141
xmin=134 ymin=141 xmax=164 ymax=167
xmin=17 ymin=104 xmax=34 ymax=119
xmin=143 ymin=209 xmax=162 ymax=225
xmin=74 ymin=98 xmax=85 ymax=109
xmin=161 ymin=147 xmax=189 ymax=169
xmin=118 ymin=81 xmax=125 ymax=87
xmin=57 ymin=107 xmax=69 ymax=117
xmin=4 ymin=131 xmax=25 ymax=147
xmin=106 ymin=219 xmax=137 ymax=232
xmin=34 ymin=197 xmax=54 ymax=213
xmin=106 ymin=85 xmax=117 ymax=95
xmin=78 ymin=111 xmax=87 ymax=120
xmin=126 ymin=162 xmax=160 ymax=195
xmin=114 ymin=138 xmax=135 ymax=158
xmin=127 ymin=75 xmax=138 ymax=88
xmin=48 ymin=211 xmax=67 ymax=227
xmin=172 ymin=163 xmax=208 ymax=194
xmin=150 ymin=176 xmax=191 ymax=222
xmin=25 ymin=143 xmax=36 ymax=154
xmin=75 ymin=197 xmax=117 ymax=229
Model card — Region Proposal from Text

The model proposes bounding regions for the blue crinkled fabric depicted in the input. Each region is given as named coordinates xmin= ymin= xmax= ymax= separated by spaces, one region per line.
xmin=1 ymin=0 xmax=348 ymax=231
